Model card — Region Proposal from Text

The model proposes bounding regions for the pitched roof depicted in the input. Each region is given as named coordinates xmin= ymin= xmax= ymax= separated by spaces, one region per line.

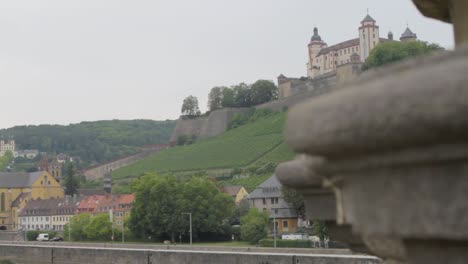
xmin=12 ymin=192 xmax=31 ymax=207
xmin=117 ymin=194 xmax=134 ymax=205
xmin=248 ymin=175 xmax=282 ymax=199
xmin=401 ymin=27 xmax=417 ymax=38
xmin=78 ymin=189 xmax=107 ymax=196
xmin=222 ymin=186 xmax=243 ymax=196
xmin=19 ymin=197 xmax=83 ymax=217
xmin=317 ymin=38 xmax=360 ymax=56
xmin=0 ymin=171 xmax=44 ymax=188
xmin=271 ymin=199 xmax=298 ymax=219
xmin=362 ymin=14 xmax=376 ymax=22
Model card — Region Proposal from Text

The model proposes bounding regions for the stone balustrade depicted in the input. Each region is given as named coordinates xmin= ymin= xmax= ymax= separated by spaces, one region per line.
xmin=276 ymin=1 xmax=468 ymax=264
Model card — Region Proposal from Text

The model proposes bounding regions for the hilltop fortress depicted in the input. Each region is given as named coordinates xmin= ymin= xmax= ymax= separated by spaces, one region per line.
xmin=279 ymin=13 xmax=418 ymax=99
xmin=171 ymin=14 xmax=420 ymax=142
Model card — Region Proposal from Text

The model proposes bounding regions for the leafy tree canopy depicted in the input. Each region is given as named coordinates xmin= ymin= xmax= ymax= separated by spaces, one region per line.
xmin=250 ymin=80 xmax=278 ymax=105
xmin=181 ymin=96 xmax=201 ymax=117
xmin=208 ymin=87 xmax=226 ymax=111
xmin=129 ymin=173 xmax=235 ymax=242
xmin=363 ymin=41 xmax=444 ymax=70
xmin=240 ymin=208 xmax=269 ymax=244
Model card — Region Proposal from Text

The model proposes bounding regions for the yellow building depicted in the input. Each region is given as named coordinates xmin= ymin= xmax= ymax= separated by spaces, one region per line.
xmin=0 ymin=171 xmax=64 ymax=230
xmin=222 ymin=186 xmax=249 ymax=204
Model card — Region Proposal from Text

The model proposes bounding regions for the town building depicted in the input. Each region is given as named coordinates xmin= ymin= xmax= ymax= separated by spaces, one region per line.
xmin=0 ymin=171 xmax=64 ymax=230
xmin=77 ymin=194 xmax=134 ymax=227
xmin=248 ymin=175 xmax=299 ymax=234
xmin=18 ymin=196 xmax=82 ymax=231
xmin=14 ymin=150 xmax=39 ymax=159
xmin=114 ymin=194 xmax=134 ymax=227
xmin=0 ymin=138 xmax=15 ymax=157
xmin=221 ymin=185 xmax=249 ymax=204
xmin=38 ymin=157 xmax=62 ymax=184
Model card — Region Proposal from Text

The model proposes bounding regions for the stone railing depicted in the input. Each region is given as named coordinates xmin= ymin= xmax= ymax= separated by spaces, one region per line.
xmin=276 ymin=1 xmax=468 ymax=264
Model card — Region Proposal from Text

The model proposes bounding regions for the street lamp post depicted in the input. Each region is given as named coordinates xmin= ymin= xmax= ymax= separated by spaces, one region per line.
xmin=182 ymin=213 xmax=192 ymax=245
xmin=273 ymin=215 xmax=277 ymax=248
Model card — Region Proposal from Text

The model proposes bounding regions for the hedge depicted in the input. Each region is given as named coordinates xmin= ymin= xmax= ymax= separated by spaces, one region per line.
xmin=259 ymin=238 xmax=312 ymax=248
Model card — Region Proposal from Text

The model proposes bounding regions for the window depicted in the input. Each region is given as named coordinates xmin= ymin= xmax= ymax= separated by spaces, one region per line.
xmin=0 ymin=193 xmax=5 ymax=212
xmin=283 ymin=220 xmax=289 ymax=232
xmin=262 ymin=198 xmax=266 ymax=205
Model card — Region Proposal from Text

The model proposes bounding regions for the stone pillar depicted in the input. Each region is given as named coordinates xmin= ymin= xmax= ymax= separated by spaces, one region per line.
xmin=411 ymin=0 xmax=468 ymax=46
xmin=281 ymin=42 xmax=468 ymax=264
xmin=275 ymin=156 xmax=369 ymax=253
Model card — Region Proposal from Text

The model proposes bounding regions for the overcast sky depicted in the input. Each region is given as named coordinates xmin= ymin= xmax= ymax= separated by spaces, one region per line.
xmin=0 ymin=0 xmax=453 ymax=129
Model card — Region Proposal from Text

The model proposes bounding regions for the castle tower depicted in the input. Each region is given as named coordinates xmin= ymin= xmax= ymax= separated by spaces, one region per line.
xmin=400 ymin=27 xmax=418 ymax=42
xmin=359 ymin=13 xmax=380 ymax=62
xmin=388 ymin=31 xmax=394 ymax=41
xmin=307 ymin=27 xmax=327 ymax=78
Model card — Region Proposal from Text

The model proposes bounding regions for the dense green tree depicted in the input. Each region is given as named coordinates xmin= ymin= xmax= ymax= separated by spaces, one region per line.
xmin=0 ymin=151 xmax=13 ymax=171
xmin=221 ymin=88 xmax=235 ymax=108
xmin=230 ymin=198 xmax=250 ymax=225
xmin=181 ymin=95 xmax=202 ymax=117
xmin=208 ymin=87 xmax=226 ymax=111
xmin=63 ymin=163 xmax=80 ymax=196
xmin=232 ymin=83 xmax=252 ymax=107
xmin=129 ymin=173 xmax=234 ymax=242
xmin=181 ymin=177 xmax=235 ymax=238
xmin=282 ymin=187 xmax=305 ymax=220
xmin=64 ymin=213 xmax=92 ymax=241
xmin=363 ymin=41 xmax=444 ymax=70
xmin=84 ymin=213 xmax=113 ymax=241
xmin=240 ymin=208 xmax=269 ymax=244
xmin=312 ymin=220 xmax=328 ymax=241
xmin=250 ymin=80 xmax=278 ymax=105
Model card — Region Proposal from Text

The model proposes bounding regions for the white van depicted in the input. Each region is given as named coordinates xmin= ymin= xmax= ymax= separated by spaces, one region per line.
xmin=36 ymin=233 xmax=49 ymax=241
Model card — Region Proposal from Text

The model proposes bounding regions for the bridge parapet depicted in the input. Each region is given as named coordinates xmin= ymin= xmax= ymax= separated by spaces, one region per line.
xmin=0 ymin=243 xmax=380 ymax=264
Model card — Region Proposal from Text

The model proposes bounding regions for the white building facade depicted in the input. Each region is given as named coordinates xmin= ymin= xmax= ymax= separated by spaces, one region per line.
xmin=307 ymin=14 xmax=418 ymax=79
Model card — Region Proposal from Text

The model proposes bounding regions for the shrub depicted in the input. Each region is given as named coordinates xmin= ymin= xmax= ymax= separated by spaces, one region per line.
xmin=240 ymin=209 xmax=269 ymax=244
xmin=259 ymin=238 xmax=312 ymax=248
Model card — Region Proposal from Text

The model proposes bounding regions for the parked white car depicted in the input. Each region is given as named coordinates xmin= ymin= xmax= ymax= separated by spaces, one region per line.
xmin=36 ymin=233 xmax=49 ymax=241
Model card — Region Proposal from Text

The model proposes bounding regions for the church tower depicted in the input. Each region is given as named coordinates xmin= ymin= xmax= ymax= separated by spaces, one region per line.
xmin=359 ymin=13 xmax=380 ymax=62
xmin=307 ymin=27 xmax=327 ymax=78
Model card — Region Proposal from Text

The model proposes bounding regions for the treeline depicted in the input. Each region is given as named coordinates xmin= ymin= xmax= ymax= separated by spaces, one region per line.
xmin=0 ymin=120 xmax=175 ymax=166
xmin=181 ymin=80 xmax=278 ymax=117
xmin=207 ymin=80 xmax=278 ymax=111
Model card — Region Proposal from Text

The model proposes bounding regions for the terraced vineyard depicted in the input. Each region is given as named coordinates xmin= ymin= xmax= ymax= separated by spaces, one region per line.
xmin=112 ymin=112 xmax=291 ymax=180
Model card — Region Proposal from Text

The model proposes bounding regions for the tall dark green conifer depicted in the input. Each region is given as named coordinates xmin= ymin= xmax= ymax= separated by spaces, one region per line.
xmin=64 ymin=162 xmax=79 ymax=196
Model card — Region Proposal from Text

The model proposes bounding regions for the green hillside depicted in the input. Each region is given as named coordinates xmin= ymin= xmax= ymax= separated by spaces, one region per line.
xmin=1 ymin=120 xmax=176 ymax=166
xmin=112 ymin=112 xmax=295 ymax=181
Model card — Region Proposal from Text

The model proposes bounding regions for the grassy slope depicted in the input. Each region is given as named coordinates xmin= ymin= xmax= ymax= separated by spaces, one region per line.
xmin=112 ymin=112 xmax=294 ymax=181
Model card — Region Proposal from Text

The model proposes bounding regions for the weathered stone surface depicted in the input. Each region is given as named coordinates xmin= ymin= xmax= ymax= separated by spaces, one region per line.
xmin=411 ymin=0 xmax=451 ymax=23
xmin=286 ymin=46 xmax=468 ymax=159
xmin=0 ymin=244 xmax=382 ymax=264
